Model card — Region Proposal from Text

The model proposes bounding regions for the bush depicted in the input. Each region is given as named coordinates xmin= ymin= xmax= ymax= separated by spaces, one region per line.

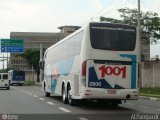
xmin=24 ymin=80 xmax=35 ymax=86
xmin=140 ymin=87 xmax=160 ymax=95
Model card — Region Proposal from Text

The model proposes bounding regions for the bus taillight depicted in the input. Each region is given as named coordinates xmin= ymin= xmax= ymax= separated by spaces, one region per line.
xmin=82 ymin=61 xmax=87 ymax=86
xmin=82 ymin=61 xmax=87 ymax=77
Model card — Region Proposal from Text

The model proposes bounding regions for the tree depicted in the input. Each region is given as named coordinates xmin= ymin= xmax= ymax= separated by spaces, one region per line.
xmin=17 ymin=50 xmax=40 ymax=82
xmin=100 ymin=7 xmax=160 ymax=44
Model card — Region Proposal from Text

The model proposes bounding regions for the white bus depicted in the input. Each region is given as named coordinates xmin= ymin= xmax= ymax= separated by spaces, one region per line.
xmin=41 ymin=22 xmax=140 ymax=106
xmin=0 ymin=73 xmax=10 ymax=90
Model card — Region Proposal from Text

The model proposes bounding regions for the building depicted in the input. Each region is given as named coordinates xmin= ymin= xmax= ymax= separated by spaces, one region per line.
xmin=9 ymin=26 xmax=80 ymax=81
xmin=141 ymin=43 xmax=150 ymax=61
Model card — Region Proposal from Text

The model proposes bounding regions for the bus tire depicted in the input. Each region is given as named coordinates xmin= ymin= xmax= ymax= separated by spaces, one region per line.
xmin=44 ymin=82 xmax=50 ymax=97
xmin=62 ymin=84 xmax=68 ymax=104
xmin=67 ymin=85 xmax=76 ymax=106
xmin=45 ymin=92 xmax=50 ymax=97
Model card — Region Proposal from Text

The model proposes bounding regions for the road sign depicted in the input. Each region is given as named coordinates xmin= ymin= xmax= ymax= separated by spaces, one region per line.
xmin=1 ymin=46 xmax=24 ymax=52
xmin=0 ymin=39 xmax=23 ymax=46
xmin=0 ymin=39 xmax=24 ymax=53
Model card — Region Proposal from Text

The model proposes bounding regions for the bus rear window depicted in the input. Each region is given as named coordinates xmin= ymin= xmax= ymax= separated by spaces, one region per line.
xmin=90 ymin=23 xmax=136 ymax=51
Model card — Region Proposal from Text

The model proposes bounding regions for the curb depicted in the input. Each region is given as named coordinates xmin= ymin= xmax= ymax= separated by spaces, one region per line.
xmin=139 ymin=96 xmax=160 ymax=101
xmin=35 ymin=82 xmax=42 ymax=86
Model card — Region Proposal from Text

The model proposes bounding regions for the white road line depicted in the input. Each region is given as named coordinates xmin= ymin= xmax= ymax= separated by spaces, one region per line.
xmin=150 ymin=97 xmax=158 ymax=100
xmin=29 ymin=93 xmax=33 ymax=95
xmin=78 ymin=117 xmax=88 ymax=120
xmin=140 ymin=106 xmax=150 ymax=109
xmin=157 ymin=109 xmax=160 ymax=111
xmin=33 ymin=95 xmax=38 ymax=97
xmin=58 ymin=107 xmax=71 ymax=113
xmin=46 ymin=102 xmax=55 ymax=105
xmin=125 ymin=103 xmax=133 ymax=105
xmin=39 ymin=98 xmax=45 ymax=101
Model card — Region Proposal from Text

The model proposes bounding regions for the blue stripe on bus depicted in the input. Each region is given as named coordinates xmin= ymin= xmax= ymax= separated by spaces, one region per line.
xmin=56 ymin=57 xmax=74 ymax=75
xmin=50 ymin=56 xmax=75 ymax=92
xmin=120 ymin=54 xmax=137 ymax=89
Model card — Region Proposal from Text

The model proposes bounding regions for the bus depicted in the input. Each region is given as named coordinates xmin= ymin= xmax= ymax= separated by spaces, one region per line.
xmin=41 ymin=22 xmax=140 ymax=106
xmin=8 ymin=70 xmax=25 ymax=86
xmin=0 ymin=73 xmax=10 ymax=90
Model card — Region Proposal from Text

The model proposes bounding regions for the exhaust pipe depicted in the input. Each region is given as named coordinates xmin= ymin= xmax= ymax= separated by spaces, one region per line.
xmin=126 ymin=94 xmax=131 ymax=99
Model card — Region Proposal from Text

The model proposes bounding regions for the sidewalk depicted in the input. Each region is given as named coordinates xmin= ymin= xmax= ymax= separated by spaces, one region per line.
xmin=35 ymin=82 xmax=42 ymax=86
xmin=139 ymin=93 xmax=160 ymax=101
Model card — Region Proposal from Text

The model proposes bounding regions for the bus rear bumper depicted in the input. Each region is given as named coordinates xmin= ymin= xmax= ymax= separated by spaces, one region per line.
xmin=76 ymin=88 xmax=138 ymax=100
xmin=11 ymin=81 xmax=25 ymax=84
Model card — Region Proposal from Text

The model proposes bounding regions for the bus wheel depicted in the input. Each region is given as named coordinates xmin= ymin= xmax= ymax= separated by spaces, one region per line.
xmin=45 ymin=92 xmax=50 ymax=97
xmin=67 ymin=86 xmax=76 ymax=106
xmin=62 ymin=85 xmax=68 ymax=104
xmin=44 ymin=82 xmax=50 ymax=97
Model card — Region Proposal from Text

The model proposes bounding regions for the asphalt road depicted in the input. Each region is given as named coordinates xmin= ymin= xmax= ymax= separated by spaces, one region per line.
xmin=0 ymin=86 xmax=159 ymax=120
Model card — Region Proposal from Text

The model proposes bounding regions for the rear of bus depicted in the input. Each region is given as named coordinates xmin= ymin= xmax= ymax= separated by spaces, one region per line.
xmin=81 ymin=22 xmax=140 ymax=101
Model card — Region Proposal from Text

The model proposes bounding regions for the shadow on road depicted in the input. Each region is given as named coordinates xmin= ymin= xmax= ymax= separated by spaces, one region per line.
xmin=50 ymin=96 xmax=136 ymax=112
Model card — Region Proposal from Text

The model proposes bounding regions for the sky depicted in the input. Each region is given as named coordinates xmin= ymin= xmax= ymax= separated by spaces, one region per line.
xmin=0 ymin=0 xmax=160 ymax=68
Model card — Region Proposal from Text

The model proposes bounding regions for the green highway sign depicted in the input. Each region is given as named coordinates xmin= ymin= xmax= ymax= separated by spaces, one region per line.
xmin=0 ymin=39 xmax=24 ymax=53
xmin=0 ymin=39 xmax=23 ymax=46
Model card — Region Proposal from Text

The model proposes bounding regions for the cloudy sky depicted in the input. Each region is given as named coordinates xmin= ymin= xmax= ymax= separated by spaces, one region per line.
xmin=0 ymin=0 xmax=160 ymax=63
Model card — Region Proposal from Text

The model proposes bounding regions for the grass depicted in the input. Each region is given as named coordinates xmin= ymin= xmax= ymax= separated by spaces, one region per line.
xmin=24 ymin=80 xmax=35 ymax=86
xmin=139 ymin=87 xmax=160 ymax=98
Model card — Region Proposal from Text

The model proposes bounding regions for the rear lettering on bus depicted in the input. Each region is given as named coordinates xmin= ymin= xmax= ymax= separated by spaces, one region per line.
xmin=99 ymin=65 xmax=126 ymax=78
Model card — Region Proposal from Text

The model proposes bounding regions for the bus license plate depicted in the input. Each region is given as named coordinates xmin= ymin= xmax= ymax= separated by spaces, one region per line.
xmin=107 ymin=90 xmax=116 ymax=94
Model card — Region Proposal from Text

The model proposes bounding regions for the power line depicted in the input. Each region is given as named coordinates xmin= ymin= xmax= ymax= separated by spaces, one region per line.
xmin=80 ymin=0 xmax=118 ymax=26
xmin=93 ymin=0 xmax=130 ymax=20
xmin=80 ymin=0 xmax=130 ymax=26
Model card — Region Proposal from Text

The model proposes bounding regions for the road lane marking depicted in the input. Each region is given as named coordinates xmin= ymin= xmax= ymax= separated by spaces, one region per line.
xmin=29 ymin=93 xmax=33 ymax=95
xmin=58 ymin=107 xmax=71 ymax=113
xmin=125 ymin=103 xmax=133 ymax=105
xmin=47 ymin=102 xmax=55 ymax=105
xmin=33 ymin=95 xmax=38 ymax=97
xmin=39 ymin=98 xmax=45 ymax=101
xmin=150 ymin=97 xmax=158 ymax=100
xmin=140 ymin=106 xmax=150 ymax=109
xmin=78 ymin=117 xmax=88 ymax=120
xmin=157 ymin=109 xmax=160 ymax=111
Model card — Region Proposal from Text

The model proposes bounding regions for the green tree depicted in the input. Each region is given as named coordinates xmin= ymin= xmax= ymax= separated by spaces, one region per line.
xmin=100 ymin=7 xmax=160 ymax=44
xmin=17 ymin=50 xmax=40 ymax=82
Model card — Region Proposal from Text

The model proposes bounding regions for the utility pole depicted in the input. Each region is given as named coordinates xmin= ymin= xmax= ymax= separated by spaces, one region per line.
xmin=138 ymin=0 xmax=142 ymax=88
xmin=40 ymin=43 xmax=43 ymax=83
xmin=3 ymin=53 xmax=4 ymax=70
xmin=137 ymin=0 xmax=141 ymax=43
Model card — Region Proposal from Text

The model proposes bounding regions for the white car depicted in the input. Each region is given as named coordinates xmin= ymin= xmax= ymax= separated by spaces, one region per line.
xmin=0 ymin=73 xmax=10 ymax=90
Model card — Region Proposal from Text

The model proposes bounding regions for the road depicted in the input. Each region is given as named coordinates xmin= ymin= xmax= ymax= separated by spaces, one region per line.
xmin=0 ymin=86 xmax=159 ymax=120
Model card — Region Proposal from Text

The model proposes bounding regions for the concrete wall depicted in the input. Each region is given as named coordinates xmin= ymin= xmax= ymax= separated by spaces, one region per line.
xmin=141 ymin=61 xmax=160 ymax=87
xmin=25 ymin=71 xmax=37 ymax=81
xmin=24 ymin=61 xmax=160 ymax=87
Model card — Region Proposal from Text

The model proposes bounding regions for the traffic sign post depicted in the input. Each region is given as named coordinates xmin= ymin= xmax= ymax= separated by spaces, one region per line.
xmin=0 ymin=39 xmax=24 ymax=53
xmin=1 ymin=46 xmax=24 ymax=52
xmin=1 ymin=39 xmax=23 ymax=46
